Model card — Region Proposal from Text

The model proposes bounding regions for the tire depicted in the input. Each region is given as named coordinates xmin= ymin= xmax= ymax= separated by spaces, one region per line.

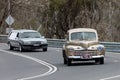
xmin=9 ymin=44 xmax=14 ymax=50
xmin=67 ymin=58 xmax=72 ymax=66
xmin=95 ymin=59 xmax=99 ymax=64
xmin=64 ymin=58 xmax=67 ymax=64
xmin=62 ymin=50 xmax=67 ymax=64
xmin=43 ymin=48 xmax=47 ymax=52
xmin=99 ymin=58 xmax=104 ymax=64
xmin=19 ymin=44 xmax=24 ymax=52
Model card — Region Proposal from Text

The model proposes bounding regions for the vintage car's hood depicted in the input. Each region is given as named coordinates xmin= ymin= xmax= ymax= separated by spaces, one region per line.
xmin=66 ymin=41 xmax=99 ymax=49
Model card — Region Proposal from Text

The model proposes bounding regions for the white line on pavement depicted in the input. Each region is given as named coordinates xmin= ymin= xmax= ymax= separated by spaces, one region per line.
xmin=100 ymin=75 xmax=120 ymax=80
xmin=114 ymin=60 xmax=119 ymax=62
xmin=0 ymin=49 xmax=57 ymax=80
xmin=100 ymin=53 xmax=120 ymax=80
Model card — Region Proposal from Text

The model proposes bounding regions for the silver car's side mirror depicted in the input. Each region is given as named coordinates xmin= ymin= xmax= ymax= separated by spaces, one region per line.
xmin=41 ymin=36 xmax=45 ymax=38
xmin=15 ymin=37 xmax=18 ymax=40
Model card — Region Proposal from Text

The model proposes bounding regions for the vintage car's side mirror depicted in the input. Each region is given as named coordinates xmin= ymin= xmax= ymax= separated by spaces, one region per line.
xmin=65 ymin=34 xmax=69 ymax=41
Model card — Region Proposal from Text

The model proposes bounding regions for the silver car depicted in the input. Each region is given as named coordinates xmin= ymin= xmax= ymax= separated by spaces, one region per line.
xmin=7 ymin=30 xmax=48 ymax=52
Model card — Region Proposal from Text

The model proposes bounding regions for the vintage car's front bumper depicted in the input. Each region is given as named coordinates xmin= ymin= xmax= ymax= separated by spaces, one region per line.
xmin=68 ymin=55 xmax=104 ymax=61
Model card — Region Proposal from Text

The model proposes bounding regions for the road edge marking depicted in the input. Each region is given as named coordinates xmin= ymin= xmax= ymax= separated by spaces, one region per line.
xmin=0 ymin=49 xmax=57 ymax=80
xmin=100 ymin=75 xmax=120 ymax=80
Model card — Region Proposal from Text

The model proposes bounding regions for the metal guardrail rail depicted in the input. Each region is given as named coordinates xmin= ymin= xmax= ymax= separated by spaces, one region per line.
xmin=47 ymin=39 xmax=120 ymax=52
xmin=100 ymin=42 xmax=120 ymax=52
xmin=0 ymin=35 xmax=120 ymax=52
xmin=47 ymin=38 xmax=65 ymax=48
xmin=0 ymin=35 xmax=8 ymax=43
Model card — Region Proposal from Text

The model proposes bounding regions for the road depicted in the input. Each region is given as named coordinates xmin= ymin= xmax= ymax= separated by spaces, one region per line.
xmin=0 ymin=43 xmax=120 ymax=80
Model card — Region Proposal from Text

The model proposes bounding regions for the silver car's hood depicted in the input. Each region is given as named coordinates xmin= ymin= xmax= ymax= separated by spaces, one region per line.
xmin=20 ymin=38 xmax=47 ymax=42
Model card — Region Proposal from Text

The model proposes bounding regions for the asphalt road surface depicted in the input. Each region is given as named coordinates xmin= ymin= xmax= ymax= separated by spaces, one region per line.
xmin=0 ymin=43 xmax=120 ymax=80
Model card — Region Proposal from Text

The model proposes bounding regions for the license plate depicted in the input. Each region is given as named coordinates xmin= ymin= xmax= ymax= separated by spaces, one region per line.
xmin=81 ymin=54 xmax=91 ymax=59
xmin=33 ymin=44 xmax=39 ymax=46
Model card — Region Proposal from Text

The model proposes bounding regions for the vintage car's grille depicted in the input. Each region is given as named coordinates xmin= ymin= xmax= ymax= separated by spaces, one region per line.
xmin=74 ymin=50 xmax=97 ymax=56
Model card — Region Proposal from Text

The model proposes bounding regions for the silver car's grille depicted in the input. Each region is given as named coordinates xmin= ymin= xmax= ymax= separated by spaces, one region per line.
xmin=31 ymin=41 xmax=41 ymax=44
xmin=74 ymin=50 xmax=97 ymax=56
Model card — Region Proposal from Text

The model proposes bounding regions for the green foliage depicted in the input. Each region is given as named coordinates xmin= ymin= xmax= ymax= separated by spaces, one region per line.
xmin=49 ymin=0 xmax=65 ymax=11
xmin=0 ymin=0 xmax=120 ymax=41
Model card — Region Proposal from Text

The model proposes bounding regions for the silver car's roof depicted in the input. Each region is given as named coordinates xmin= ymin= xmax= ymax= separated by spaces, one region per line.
xmin=11 ymin=29 xmax=38 ymax=33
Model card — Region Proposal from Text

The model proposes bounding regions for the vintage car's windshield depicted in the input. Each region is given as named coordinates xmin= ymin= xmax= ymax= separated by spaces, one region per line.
xmin=19 ymin=32 xmax=41 ymax=38
xmin=71 ymin=32 xmax=96 ymax=41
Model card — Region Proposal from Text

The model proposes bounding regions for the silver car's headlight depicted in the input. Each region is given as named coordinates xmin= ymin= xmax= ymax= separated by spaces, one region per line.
xmin=41 ymin=40 xmax=47 ymax=44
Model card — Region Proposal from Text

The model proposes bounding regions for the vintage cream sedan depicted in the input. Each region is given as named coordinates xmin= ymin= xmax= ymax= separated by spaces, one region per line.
xmin=62 ymin=28 xmax=105 ymax=66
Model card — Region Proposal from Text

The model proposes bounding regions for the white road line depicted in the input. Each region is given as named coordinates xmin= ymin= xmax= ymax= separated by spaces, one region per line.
xmin=100 ymin=75 xmax=120 ymax=80
xmin=114 ymin=60 xmax=119 ymax=62
xmin=100 ymin=53 xmax=120 ymax=80
xmin=0 ymin=49 xmax=57 ymax=80
xmin=56 ymin=50 xmax=60 ymax=52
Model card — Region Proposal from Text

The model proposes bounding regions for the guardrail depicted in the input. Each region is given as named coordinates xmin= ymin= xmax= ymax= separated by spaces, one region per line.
xmin=47 ymin=39 xmax=120 ymax=52
xmin=0 ymin=35 xmax=120 ymax=52
xmin=47 ymin=38 xmax=65 ymax=48
xmin=0 ymin=35 xmax=8 ymax=43
xmin=100 ymin=42 xmax=120 ymax=52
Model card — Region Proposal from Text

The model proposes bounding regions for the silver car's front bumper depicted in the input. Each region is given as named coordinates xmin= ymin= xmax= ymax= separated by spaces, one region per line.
xmin=22 ymin=44 xmax=48 ymax=49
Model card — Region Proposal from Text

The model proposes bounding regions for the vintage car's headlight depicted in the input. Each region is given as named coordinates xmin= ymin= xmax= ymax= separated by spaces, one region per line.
xmin=88 ymin=45 xmax=104 ymax=51
xmin=88 ymin=46 xmax=97 ymax=50
xmin=67 ymin=48 xmax=75 ymax=56
xmin=68 ymin=48 xmax=74 ymax=51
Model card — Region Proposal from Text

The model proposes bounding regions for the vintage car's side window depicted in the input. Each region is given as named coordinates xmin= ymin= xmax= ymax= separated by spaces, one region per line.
xmin=9 ymin=32 xmax=18 ymax=40
xmin=71 ymin=32 xmax=96 ymax=41
xmin=71 ymin=32 xmax=83 ymax=40
xmin=84 ymin=32 xmax=96 ymax=40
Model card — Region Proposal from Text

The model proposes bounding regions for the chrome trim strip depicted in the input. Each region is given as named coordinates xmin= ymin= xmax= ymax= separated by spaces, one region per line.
xmin=68 ymin=55 xmax=104 ymax=59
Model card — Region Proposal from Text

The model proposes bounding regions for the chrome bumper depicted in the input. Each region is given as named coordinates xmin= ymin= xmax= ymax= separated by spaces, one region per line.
xmin=68 ymin=55 xmax=104 ymax=59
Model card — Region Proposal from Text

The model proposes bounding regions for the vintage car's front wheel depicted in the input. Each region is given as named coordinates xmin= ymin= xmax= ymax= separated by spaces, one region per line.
xmin=67 ymin=58 xmax=72 ymax=66
xmin=95 ymin=57 xmax=104 ymax=64
xmin=64 ymin=58 xmax=67 ymax=64
xmin=62 ymin=50 xmax=67 ymax=64
xmin=99 ymin=57 xmax=104 ymax=64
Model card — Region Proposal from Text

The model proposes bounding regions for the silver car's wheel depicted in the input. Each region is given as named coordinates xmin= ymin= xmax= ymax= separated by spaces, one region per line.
xmin=43 ymin=48 xmax=47 ymax=52
xmin=19 ymin=44 xmax=24 ymax=52
xmin=8 ymin=43 xmax=14 ymax=50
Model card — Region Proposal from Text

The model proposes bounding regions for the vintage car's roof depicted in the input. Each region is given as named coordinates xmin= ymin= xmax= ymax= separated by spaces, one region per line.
xmin=68 ymin=28 xmax=97 ymax=33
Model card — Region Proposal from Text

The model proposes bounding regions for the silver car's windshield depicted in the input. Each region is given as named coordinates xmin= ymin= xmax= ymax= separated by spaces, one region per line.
xmin=20 ymin=32 xmax=41 ymax=38
xmin=71 ymin=32 xmax=96 ymax=41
